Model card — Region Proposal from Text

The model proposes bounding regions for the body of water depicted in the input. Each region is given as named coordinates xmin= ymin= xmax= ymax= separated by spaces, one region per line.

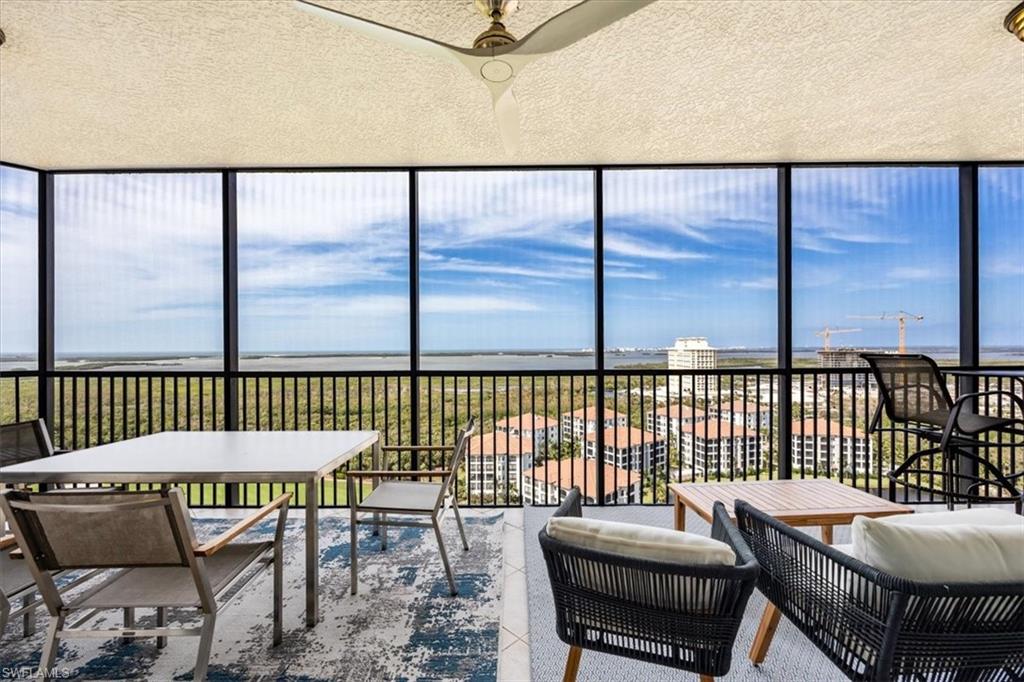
xmin=2 ymin=347 xmax=1022 ymax=373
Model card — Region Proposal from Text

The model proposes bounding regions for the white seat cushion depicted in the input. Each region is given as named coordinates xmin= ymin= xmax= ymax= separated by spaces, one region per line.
xmin=851 ymin=509 xmax=1024 ymax=583
xmin=359 ymin=481 xmax=441 ymax=512
xmin=546 ymin=516 xmax=735 ymax=566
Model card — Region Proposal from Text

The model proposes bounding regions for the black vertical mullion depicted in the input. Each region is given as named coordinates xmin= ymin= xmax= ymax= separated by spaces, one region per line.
xmin=777 ymin=164 xmax=793 ymax=480
xmin=593 ymin=168 xmax=605 ymax=504
xmin=957 ymin=164 xmax=980 ymax=499
xmin=38 ymin=172 xmax=55 ymax=435
xmin=222 ymin=171 xmax=239 ymax=505
xmin=409 ymin=170 xmax=421 ymax=464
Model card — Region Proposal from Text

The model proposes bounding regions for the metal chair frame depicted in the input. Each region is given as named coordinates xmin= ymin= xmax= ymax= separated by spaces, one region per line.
xmin=346 ymin=417 xmax=476 ymax=596
xmin=861 ymin=353 xmax=1024 ymax=511
xmin=0 ymin=488 xmax=289 ymax=681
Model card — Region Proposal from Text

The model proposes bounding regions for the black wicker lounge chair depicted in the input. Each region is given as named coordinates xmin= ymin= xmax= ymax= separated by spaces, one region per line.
xmin=735 ymin=499 xmax=1024 ymax=681
xmin=861 ymin=353 xmax=1024 ymax=512
xmin=538 ymin=487 xmax=759 ymax=681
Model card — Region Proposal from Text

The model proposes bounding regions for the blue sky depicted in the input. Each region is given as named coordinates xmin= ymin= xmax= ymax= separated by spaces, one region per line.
xmin=0 ymin=164 xmax=1020 ymax=359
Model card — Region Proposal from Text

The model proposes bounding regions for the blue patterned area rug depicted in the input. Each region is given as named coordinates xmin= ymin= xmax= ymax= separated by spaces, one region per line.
xmin=2 ymin=511 xmax=504 ymax=681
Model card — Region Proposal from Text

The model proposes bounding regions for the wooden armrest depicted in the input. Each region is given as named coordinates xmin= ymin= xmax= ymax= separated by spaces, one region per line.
xmin=1 ymin=534 xmax=17 ymax=551
xmin=194 ymin=493 xmax=291 ymax=557
xmin=380 ymin=444 xmax=453 ymax=452
xmin=347 ymin=470 xmax=452 ymax=479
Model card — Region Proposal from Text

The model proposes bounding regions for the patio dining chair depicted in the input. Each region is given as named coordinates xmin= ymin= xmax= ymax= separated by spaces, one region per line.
xmin=0 ymin=487 xmax=290 ymax=681
xmin=539 ymin=487 xmax=759 ymax=681
xmin=1 ymin=418 xmax=108 ymax=640
xmin=346 ymin=417 xmax=475 ymax=596
xmin=861 ymin=353 xmax=1024 ymax=511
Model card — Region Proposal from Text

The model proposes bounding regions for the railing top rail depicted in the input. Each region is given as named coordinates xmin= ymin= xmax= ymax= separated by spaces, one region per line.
xmin=1 ymin=364 xmax=1020 ymax=381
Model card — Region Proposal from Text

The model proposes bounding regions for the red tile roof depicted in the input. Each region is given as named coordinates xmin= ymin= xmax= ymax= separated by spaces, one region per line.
xmin=524 ymin=457 xmax=641 ymax=498
xmin=467 ymin=434 xmax=534 ymax=456
xmin=563 ymin=407 xmax=628 ymax=421
xmin=712 ymin=400 xmax=768 ymax=415
xmin=495 ymin=414 xmax=558 ymax=431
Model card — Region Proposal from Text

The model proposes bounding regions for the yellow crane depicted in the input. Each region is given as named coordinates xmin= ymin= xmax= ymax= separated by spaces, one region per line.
xmin=815 ymin=326 xmax=861 ymax=351
xmin=848 ymin=311 xmax=924 ymax=353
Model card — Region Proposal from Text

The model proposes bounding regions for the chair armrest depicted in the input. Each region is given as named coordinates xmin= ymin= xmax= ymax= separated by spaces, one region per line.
xmin=380 ymin=444 xmax=453 ymax=452
xmin=0 ymin=533 xmax=17 ymax=551
xmin=347 ymin=470 xmax=451 ymax=479
xmin=950 ymin=389 xmax=1024 ymax=417
xmin=194 ymin=493 xmax=291 ymax=557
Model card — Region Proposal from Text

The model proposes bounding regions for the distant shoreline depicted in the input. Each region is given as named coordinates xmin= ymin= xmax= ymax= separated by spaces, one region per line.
xmin=1 ymin=347 xmax=1021 ymax=373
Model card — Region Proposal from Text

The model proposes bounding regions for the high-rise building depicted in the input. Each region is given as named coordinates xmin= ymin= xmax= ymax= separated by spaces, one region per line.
xmin=668 ymin=337 xmax=718 ymax=395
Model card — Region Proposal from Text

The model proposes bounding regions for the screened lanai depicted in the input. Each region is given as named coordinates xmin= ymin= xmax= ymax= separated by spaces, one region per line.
xmin=0 ymin=1 xmax=1022 ymax=681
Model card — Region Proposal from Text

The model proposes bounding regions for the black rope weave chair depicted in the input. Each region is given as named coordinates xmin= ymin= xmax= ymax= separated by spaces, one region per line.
xmin=861 ymin=354 xmax=1024 ymax=512
xmin=735 ymin=499 xmax=1024 ymax=682
xmin=538 ymin=487 xmax=759 ymax=681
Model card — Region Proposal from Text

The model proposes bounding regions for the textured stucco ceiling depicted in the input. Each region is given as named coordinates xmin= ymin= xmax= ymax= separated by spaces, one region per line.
xmin=0 ymin=0 xmax=1021 ymax=169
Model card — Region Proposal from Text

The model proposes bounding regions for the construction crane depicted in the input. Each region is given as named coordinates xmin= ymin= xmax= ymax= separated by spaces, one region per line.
xmin=815 ymin=326 xmax=861 ymax=351
xmin=848 ymin=311 xmax=924 ymax=353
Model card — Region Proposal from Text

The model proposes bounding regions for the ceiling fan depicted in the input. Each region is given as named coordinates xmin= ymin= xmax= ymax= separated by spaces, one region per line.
xmin=294 ymin=0 xmax=655 ymax=154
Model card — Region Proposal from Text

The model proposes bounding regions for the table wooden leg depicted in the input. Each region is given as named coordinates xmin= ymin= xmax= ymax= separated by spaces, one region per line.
xmin=305 ymin=477 xmax=319 ymax=627
xmin=749 ymin=602 xmax=781 ymax=664
xmin=821 ymin=525 xmax=834 ymax=545
xmin=674 ymin=496 xmax=686 ymax=532
xmin=562 ymin=645 xmax=582 ymax=682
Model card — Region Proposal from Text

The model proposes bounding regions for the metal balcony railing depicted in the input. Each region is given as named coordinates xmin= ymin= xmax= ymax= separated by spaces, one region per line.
xmin=1 ymin=367 xmax=1020 ymax=508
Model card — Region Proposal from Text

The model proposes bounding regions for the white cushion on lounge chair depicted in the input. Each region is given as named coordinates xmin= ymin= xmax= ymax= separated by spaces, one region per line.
xmin=546 ymin=517 xmax=735 ymax=566
xmin=851 ymin=509 xmax=1024 ymax=583
xmin=358 ymin=481 xmax=441 ymax=512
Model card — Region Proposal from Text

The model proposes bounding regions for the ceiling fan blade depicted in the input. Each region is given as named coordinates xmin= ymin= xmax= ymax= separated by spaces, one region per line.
xmin=511 ymin=0 xmax=656 ymax=56
xmin=488 ymin=83 xmax=521 ymax=155
xmin=294 ymin=0 xmax=474 ymax=66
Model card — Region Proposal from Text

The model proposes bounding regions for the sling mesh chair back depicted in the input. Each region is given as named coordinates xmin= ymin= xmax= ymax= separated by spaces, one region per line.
xmin=0 ymin=487 xmax=289 ymax=681
xmin=539 ymin=487 xmax=759 ymax=681
xmin=862 ymin=353 xmax=1024 ymax=510
xmin=0 ymin=419 xmax=57 ymax=468
xmin=735 ymin=500 xmax=1024 ymax=681
xmin=1 ymin=418 xmax=70 ymax=640
xmin=347 ymin=417 xmax=476 ymax=596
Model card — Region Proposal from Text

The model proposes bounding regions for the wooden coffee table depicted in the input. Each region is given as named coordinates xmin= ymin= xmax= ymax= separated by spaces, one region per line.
xmin=668 ymin=478 xmax=913 ymax=664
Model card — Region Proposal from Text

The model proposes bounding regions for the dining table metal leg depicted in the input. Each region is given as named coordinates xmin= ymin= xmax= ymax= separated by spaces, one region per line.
xmin=305 ymin=477 xmax=319 ymax=627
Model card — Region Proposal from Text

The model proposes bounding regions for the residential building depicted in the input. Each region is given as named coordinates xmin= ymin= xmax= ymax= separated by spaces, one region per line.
xmin=680 ymin=422 xmax=762 ymax=475
xmin=584 ymin=426 xmax=667 ymax=471
xmin=708 ymin=400 xmax=771 ymax=430
xmin=466 ymin=433 xmax=534 ymax=497
xmin=645 ymin=403 xmax=706 ymax=438
xmin=494 ymin=413 xmax=560 ymax=448
xmin=817 ymin=349 xmax=871 ymax=369
xmin=522 ymin=457 xmax=642 ymax=505
xmin=791 ymin=419 xmax=872 ymax=475
xmin=667 ymin=337 xmax=718 ymax=395
xmin=562 ymin=406 xmax=628 ymax=439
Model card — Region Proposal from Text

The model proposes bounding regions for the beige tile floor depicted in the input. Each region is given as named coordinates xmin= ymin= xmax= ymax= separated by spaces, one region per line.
xmin=497 ymin=507 xmax=531 ymax=682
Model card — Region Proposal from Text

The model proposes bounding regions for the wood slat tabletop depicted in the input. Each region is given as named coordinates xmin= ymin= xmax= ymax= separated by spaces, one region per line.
xmin=669 ymin=478 xmax=913 ymax=528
